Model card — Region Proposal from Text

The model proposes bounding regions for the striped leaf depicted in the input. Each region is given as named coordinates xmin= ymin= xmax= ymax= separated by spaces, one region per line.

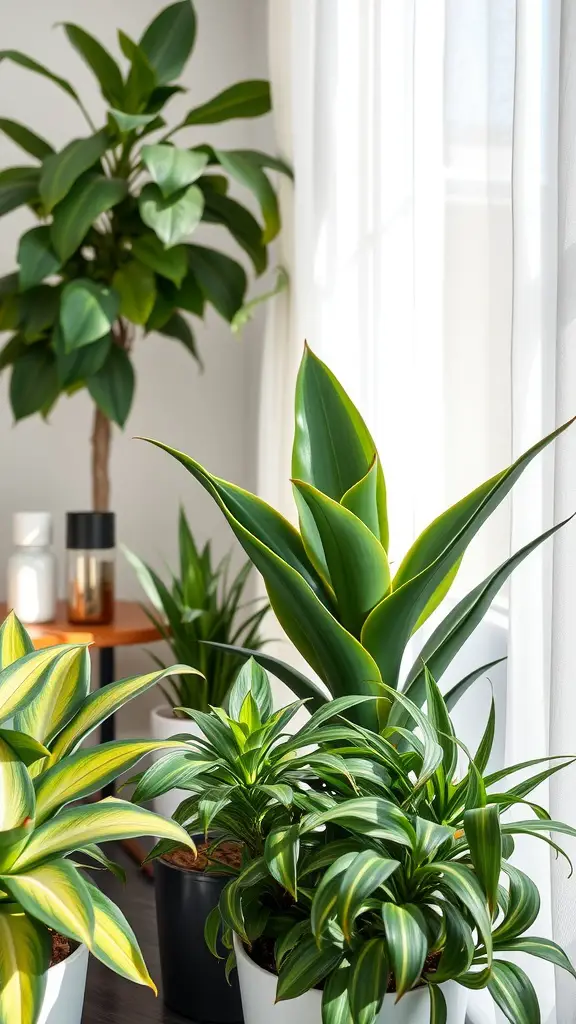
xmin=275 ymin=920 xmax=311 ymax=969
xmin=132 ymin=750 xmax=216 ymax=803
xmin=381 ymin=904 xmax=428 ymax=998
xmin=493 ymin=936 xmax=576 ymax=979
xmin=340 ymin=457 xmax=384 ymax=541
xmin=348 ymin=938 xmax=388 ymax=1024
xmin=84 ymin=879 xmax=156 ymax=989
xmin=321 ymin=961 xmax=353 ymax=1024
xmin=204 ymin=905 xmax=222 ymax=960
xmin=228 ymin=656 xmax=272 ymax=722
xmin=11 ymin=797 xmax=194 ymax=871
xmin=0 ymin=730 xmax=49 ymax=767
xmin=0 ymin=735 xmax=35 ymax=860
xmin=428 ymin=984 xmax=447 ymax=1024
xmin=311 ymin=853 xmax=357 ymax=940
xmin=413 ymin=817 xmax=453 ymax=866
xmin=463 ymin=804 xmax=501 ymax=914
xmin=420 ymin=863 xmax=492 ymax=963
xmin=276 ymin=936 xmax=343 ymax=1002
xmin=49 ymin=664 xmax=201 ymax=759
xmin=474 ymin=697 xmax=496 ymax=774
xmin=492 ymin=864 xmax=540 ymax=944
xmin=338 ymin=851 xmax=400 ymax=941
xmin=14 ymin=646 xmax=90 ymax=744
xmin=301 ymin=840 xmax=364 ymax=878
xmin=34 ymin=738 xmax=193 ymax=822
xmin=382 ymin=684 xmax=443 ymax=787
xmin=0 ymin=612 xmax=33 ymax=670
xmin=430 ymin=903 xmax=475 ymax=982
xmin=0 ymin=906 xmax=50 ymax=1024
xmin=300 ymin=796 xmax=415 ymax=848
xmin=2 ymin=858 xmax=94 ymax=946
xmin=264 ymin=824 xmax=300 ymax=897
xmin=487 ymin=960 xmax=540 ymax=1024
xmin=218 ymin=878 xmax=247 ymax=941
xmin=0 ymin=645 xmax=77 ymax=725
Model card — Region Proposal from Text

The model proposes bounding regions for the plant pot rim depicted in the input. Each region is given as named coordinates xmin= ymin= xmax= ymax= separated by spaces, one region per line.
xmin=151 ymin=703 xmax=182 ymax=721
xmin=156 ymin=835 xmax=240 ymax=883
xmin=47 ymin=941 xmax=87 ymax=975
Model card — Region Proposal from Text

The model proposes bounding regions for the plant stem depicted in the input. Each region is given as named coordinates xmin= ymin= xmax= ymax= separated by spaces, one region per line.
xmin=92 ymin=406 xmax=111 ymax=511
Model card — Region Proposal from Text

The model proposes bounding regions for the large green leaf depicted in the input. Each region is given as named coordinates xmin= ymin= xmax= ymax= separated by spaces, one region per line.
xmin=60 ymin=279 xmax=119 ymax=352
xmin=141 ymin=145 xmax=207 ymax=199
xmin=158 ymin=313 xmax=200 ymax=365
xmin=201 ymin=188 xmax=267 ymax=275
xmin=112 ymin=261 xmax=156 ymax=326
xmin=61 ymin=24 xmax=124 ymax=106
xmin=430 ymin=903 xmax=475 ymax=983
xmin=186 ymin=244 xmax=247 ymax=320
xmin=312 ymin=854 xmax=358 ymax=941
xmin=464 ymin=805 xmax=501 ymax=915
xmin=14 ymin=645 xmax=90 ymax=745
xmin=108 ymin=109 xmax=158 ymax=133
xmin=54 ymin=327 xmax=111 ymax=387
xmin=2 ymin=859 xmax=94 ymax=946
xmin=380 ymin=904 xmax=428 ymax=998
xmin=19 ymin=284 xmax=59 ymax=342
xmin=0 ymin=119 xmax=53 ymax=160
xmin=419 ymin=862 xmax=492 ymax=962
xmin=39 ymin=130 xmax=108 ymax=212
xmin=17 ymin=226 xmax=60 ymax=291
xmin=11 ymin=797 xmax=194 ymax=871
xmin=321 ymin=962 xmax=353 ymax=1024
xmin=293 ymin=346 xmax=388 ymax=547
xmin=139 ymin=182 xmax=204 ymax=247
xmin=9 ymin=347 xmax=59 ymax=422
xmin=132 ymin=233 xmax=187 ymax=286
xmin=207 ymin=644 xmax=328 ymax=711
xmin=0 ymin=906 xmax=49 ymax=1024
xmin=87 ymin=345 xmax=135 ymax=427
xmin=487 ymin=961 xmax=540 ymax=1024
xmin=0 ymin=167 xmax=39 ymax=217
xmin=139 ymin=1 xmax=196 ymax=84
xmin=51 ymin=173 xmax=127 ymax=262
xmin=0 ymin=50 xmax=80 ymax=103
xmin=184 ymin=80 xmax=271 ymax=125
xmin=84 ymin=879 xmax=156 ymax=989
xmin=215 ymin=148 xmax=279 ymax=243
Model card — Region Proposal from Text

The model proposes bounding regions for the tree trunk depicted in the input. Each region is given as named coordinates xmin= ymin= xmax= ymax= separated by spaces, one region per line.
xmin=92 ymin=406 xmax=111 ymax=511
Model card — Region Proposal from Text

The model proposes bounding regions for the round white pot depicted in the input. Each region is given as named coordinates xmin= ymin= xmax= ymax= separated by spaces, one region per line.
xmin=38 ymin=942 xmax=89 ymax=1024
xmin=233 ymin=936 xmax=468 ymax=1024
xmin=149 ymin=704 xmax=202 ymax=819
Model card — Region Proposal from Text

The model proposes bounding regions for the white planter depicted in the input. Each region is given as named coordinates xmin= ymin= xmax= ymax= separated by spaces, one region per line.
xmin=149 ymin=704 xmax=202 ymax=819
xmin=38 ymin=942 xmax=89 ymax=1024
xmin=234 ymin=936 xmax=468 ymax=1024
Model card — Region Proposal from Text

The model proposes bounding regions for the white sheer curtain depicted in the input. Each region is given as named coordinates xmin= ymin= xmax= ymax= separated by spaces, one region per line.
xmin=262 ymin=1 xmax=576 ymax=1019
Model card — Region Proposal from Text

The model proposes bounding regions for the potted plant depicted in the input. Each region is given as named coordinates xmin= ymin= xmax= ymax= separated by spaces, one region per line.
xmin=143 ymin=344 xmax=574 ymax=729
xmin=143 ymin=661 xmax=576 ymax=1024
xmin=0 ymin=610 xmax=200 ymax=1024
xmin=125 ymin=507 xmax=269 ymax=817
xmin=0 ymin=0 xmax=290 ymax=510
xmin=132 ymin=658 xmax=372 ymax=1022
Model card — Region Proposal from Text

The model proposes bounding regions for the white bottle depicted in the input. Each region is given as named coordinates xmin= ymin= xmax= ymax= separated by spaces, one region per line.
xmin=7 ymin=512 xmax=57 ymax=624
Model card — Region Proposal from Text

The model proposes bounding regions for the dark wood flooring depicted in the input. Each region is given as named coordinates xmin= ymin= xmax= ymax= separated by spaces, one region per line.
xmin=83 ymin=845 xmax=189 ymax=1024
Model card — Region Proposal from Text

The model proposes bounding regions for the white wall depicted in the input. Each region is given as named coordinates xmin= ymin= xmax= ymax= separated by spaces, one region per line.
xmin=0 ymin=0 xmax=272 ymax=733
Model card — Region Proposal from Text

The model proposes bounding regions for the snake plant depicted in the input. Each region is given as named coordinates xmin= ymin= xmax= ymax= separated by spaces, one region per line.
xmin=0 ymin=611 xmax=200 ymax=1024
xmin=125 ymin=507 xmax=268 ymax=712
xmin=185 ymin=664 xmax=576 ymax=1023
xmin=142 ymin=344 xmax=574 ymax=732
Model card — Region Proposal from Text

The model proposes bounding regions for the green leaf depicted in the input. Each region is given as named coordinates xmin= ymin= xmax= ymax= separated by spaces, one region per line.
xmin=157 ymin=313 xmax=200 ymax=365
xmin=139 ymin=1 xmax=197 ymax=84
xmin=141 ymin=145 xmax=208 ymax=198
xmin=0 ymin=50 xmax=81 ymax=103
xmin=340 ymin=457 xmax=384 ymax=541
xmin=186 ymin=244 xmax=247 ymax=321
xmin=204 ymin=905 xmax=222 ymax=960
xmin=428 ymin=985 xmax=447 ymax=1024
xmin=119 ymin=33 xmax=156 ymax=112
xmin=54 ymin=326 xmax=111 ymax=387
xmin=381 ymin=904 xmax=428 ymax=998
xmin=112 ymin=261 xmax=156 ymax=325
xmin=201 ymin=188 xmax=267 ymax=275
xmin=51 ymin=173 xmax=127 ymax=262
xmin=492 ymin=864 xmax=540 ymax=944
xmin=0 ymin=730 xmax=48 ymax=767
xmin=0 ymin=644 xmax=78 ymax=724
xmin=184 ymin=80 xmax=271 ymax=125
xmin=338 ymin=851 xmax=400 ymax=941
xmin=276 ymin=937 xmax=342 ymax=1002
xmin=293 ymin=480 xmax=390 ymax=637
xmin=444 ymin=658 xmax=507 ymax=712
xmin=60 ymin=279 xmax=119 ymax=352
xmin=420 ymin=862 xmax=492 ymax=963
xmin=17 ymin=226 xmax=60 ymax=291
xmin=39 ymin=129 xmax=109 ymax=212
xmin=0 ymin=167 xmax=39 ymax=217
xmin=464 ymin=804 xmax=501 ymax=914
xmin=0 ymin=612 xmax=33 ymax=670
xmin=348 ymin=938 xmax=388 ymax=1024
xmin=423 ymin=668 xmax=457 ymax=781
xmin=493 ymin=936 xmax=576 ymax=980
xmin=474 ymin=697 xmax=496 ymax=775
xmin=487 ymin=961 xmax=540 ymax=1024
xmin=61 ymin=24 xmax=124 ymax=106
xmin=300 ymin=796 xmax=415 ymax=847
xmin=14 ymin=645 xmax=89 ymax=745
xmin=264 ymin=825 xmax=300 ymax=897
xmin=412 ymin=817 xmax=454 ymax=866
xmin=430 ymin=903 xmax=475 ymax=983
xmin=0 ymin=735 xmax=35 ymax=852
xmin=0 ymin=906 xmax=49 ymax=1024
xmin=0 ymin=118 xmax=53 ymax=160
xmin=10 ymin=347 xmax=59 ymax=421
xmin=204 ymin=644 xmax=328 ymax=711
xmin=2 ymin=859 xmax=94 ymax=946
xmin=139 ymin=182 xmax=204 ymax=247
xmin=132 ymin=233 xmax=187 ymax=286
xmin=87 ymin=345 xmax=135 ymax=427
xmin=321 ymin=961 xmax=352 ymax=1024
xmin=228 ymin=657 xmax=273 ymax=722
xmin=19 ymin=284 xmax=59 ymax=342
xmin=108 ymin=109 xmax=158 ymax=133
xmin=215 ymin=148 xmax=279 ymax=244
xmin=84 ymin=879 xmax=155 ymax=989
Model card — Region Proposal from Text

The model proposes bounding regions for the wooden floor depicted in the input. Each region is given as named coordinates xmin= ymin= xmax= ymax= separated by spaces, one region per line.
xmin=83 ymin=845 xmax=189 ymax=1024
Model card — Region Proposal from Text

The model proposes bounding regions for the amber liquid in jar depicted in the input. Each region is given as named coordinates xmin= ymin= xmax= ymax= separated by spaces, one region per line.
xmin=67 ymin=551 xmax=114 ymax=624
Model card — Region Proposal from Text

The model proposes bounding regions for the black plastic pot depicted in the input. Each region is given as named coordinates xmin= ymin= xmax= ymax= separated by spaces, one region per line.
xmin=155 ymin=848 xmax=243 ymax=1023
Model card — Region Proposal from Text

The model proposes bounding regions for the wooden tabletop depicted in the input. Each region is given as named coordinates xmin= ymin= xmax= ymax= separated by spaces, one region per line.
xmin=0 ymin=600 xmax=160 ymax=649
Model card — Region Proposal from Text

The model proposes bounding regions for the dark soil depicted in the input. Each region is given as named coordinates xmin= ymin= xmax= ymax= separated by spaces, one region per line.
xmin=49 ymin=931 xmax=78 ymax=967
xmin=161 ymin=840 xmax=243 ymax=873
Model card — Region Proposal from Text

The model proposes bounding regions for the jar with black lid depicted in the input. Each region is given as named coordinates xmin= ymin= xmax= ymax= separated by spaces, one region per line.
xmin=66 ymin=512 xmax=115 ymax=624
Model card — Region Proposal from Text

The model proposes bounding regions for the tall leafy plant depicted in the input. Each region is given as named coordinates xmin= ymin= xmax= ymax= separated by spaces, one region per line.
xmin=142 ymin=344 xmax=574 ymax=732
xmin=0 ymin=1 xmax=290 ymax=509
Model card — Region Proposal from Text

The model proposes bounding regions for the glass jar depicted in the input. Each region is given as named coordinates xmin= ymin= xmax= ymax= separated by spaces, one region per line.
xmin=7 ymin=511 xmax=56 ymax=623
xmin=66 ymin=512 xmax=115 ymax=624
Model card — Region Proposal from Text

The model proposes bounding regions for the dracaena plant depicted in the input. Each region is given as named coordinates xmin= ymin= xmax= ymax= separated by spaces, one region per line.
xmin=206 ymin=667 xmax=576 ymax=1024
xmin=142 ymin=344 xmax=574 ymax=734
xmin=124 ymin=508 xmax=269 ymax=712
xmin=0 ymin=611 xmax=202 ymax=1024
xmin=0 ymin=1 xmax=291 ymax=510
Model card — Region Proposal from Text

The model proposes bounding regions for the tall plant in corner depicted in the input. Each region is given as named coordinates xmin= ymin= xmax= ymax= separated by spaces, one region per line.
xmin=0 ymin=1 xmax=290 ymax=509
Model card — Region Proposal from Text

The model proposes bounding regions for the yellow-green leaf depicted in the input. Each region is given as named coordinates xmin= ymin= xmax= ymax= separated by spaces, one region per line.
xmin=84 ymin=879 xmax=156 ymax=990
xmin=2 ymin=859 xmax=94 ymax=946
xmin=0 ymin=906 xmax=50 ymax=1024
xmin=14 ymin=646 xmax=90 ymax=745
xmin=0 ymin=645 xmax=77 ymax=725
xmin=0 ymin=612 xmax=33 ymax=670
xmin=0 ymin=736 xmax=35 ymax=859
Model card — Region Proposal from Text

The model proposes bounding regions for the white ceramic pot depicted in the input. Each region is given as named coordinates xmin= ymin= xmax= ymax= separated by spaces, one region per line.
xmin=38 ymin=942 xmax=89 ymax=1024
xmin=149 ymin=704 xmax=202 ymax=819
xmin=234 ymin=936 xmax=468 ymax=1024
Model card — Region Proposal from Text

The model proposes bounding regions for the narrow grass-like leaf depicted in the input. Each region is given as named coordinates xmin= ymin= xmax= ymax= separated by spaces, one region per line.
xmin=348 ymin=938 xmax=388 ymax=1024
xmin=487 ymin=961 xmax=540 ymax=1024
xmin=464 ymin=805 xmax=501 ymax=914
xmin=264 ymin=825 xmax=300 ymax=897
xmin=381 ymin=904 xmax=427 ymax=999
xmin=321 ymin=961 xmax=352 ymax=1024
xmin=338 ymin=851 xmax=400 ymax=941
xmin=493 ymin=936 xmax=576 ymax=979
xmin=276 ymin=936 xmax=343 ymax=1002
